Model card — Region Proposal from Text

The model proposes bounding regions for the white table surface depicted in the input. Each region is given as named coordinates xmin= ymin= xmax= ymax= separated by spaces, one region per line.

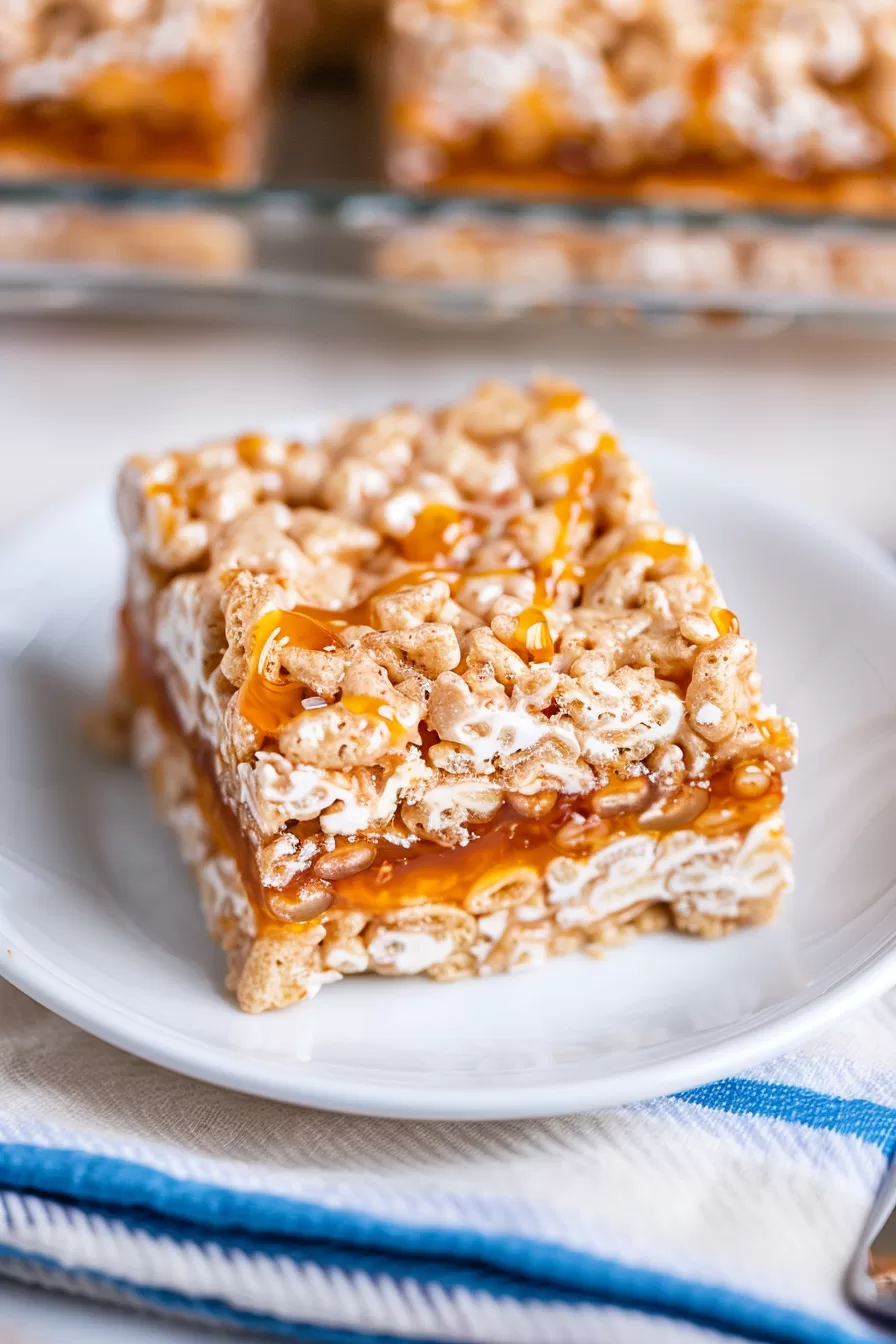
xmin=1 ymin=312 xmax=895 ymax=541
xmin=0 ymin=308 xmax=893 ymax=1340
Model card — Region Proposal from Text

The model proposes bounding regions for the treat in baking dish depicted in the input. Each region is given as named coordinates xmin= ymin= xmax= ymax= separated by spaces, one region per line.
xmin=0 ymin=0 xmax=264 ymax=183
xmin=387 ymin=0 xmax=896 ymax=214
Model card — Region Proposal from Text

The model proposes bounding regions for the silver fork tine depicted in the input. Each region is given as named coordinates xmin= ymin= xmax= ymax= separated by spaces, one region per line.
xmin=848 ymin=1156 xmax=896 ymax=1327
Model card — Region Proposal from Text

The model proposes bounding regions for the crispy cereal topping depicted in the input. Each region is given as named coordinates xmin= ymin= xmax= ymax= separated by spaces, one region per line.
xmin=118 ymin=373 xmax=796 ymax=892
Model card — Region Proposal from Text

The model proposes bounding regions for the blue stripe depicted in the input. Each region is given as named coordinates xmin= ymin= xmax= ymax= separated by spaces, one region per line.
xmin=4 ymin=1187 xmax=702 ymax=1307
xmin=676 ymin=1079 xmax=896 ymax=1153
xmin=13 ymin=1186 xmax=867 ymax=1337
xmin=0 ymin=1235 xmax=871 ymax=1344
xmin=0 ymin=1245 xmax=435 ymax=1344
xmin=0 ymin=1144 xmax=876 ymax=1344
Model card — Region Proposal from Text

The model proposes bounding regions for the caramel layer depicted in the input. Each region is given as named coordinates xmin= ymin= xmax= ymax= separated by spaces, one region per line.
xmin=0 ymin=68 xmax=253 ymax=182
xmin=398 ymin=158 xmax=896 ymax=218
xmin=123 ymin=607 xmax=785 ymax=932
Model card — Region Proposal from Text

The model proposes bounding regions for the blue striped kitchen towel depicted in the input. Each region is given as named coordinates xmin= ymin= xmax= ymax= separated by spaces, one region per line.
xmin=0 ymin=978 xmax=894 ymax=1344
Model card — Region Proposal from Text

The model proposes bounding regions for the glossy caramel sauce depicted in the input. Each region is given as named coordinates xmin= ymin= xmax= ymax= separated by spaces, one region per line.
xmin=533 ymin=430 xmax=619 ymax=600
xmin=508 ymin=606 xmax=554 ymax=663
xmin=710 ymin=606 xmax=740 ymax=636
xmin=236 ymin=431 xmax=689 ymax=715
xmin=329 ymin=770 xmax=780 ymax=916
xmin=237 ymin=609 xmax=415 ymax=745
xmin=399 ymin=503 xmax=479 ymax=564
xmin=581 ymin=537 xmax=691 ymax=587
xmin=235 ymin=570 xmax=458 ymax=738
xmin=505 ymin=427 xmax=619 ymax=662
xmin=334 ymin=802 xmax=583 ymax=913
xmin=238 ymin=609 xmax=345 ymax=735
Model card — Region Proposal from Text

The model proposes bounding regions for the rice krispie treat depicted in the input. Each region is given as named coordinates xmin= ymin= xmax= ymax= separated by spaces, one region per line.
xmin=387 ymin=0 xmax=896 ymax=213
xmin=0 ymin=0 xmax=264 ymax=183
xmin=113 ymin=374 xmax=796 ymax=1012
xmin=0 ymin=205 xmax=249 ymax=272
xmin=374 ymin=215 xmax=896 ymax=308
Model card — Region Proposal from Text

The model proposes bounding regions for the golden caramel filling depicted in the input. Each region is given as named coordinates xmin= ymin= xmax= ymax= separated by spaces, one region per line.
xmin=333 ymin=804 xmax=574 ymax=913
xmin=329 ymin=766 xmax=784 ymax=915
xmin=0 ymin=66 xmax=245 ymax=181
xmin=321 ymin=770 xmax=778 ymax=916
xmin=128 ymin=603 xmax=785 ymax=930
xmin=730 ymin=760 xmax=773 ymax=799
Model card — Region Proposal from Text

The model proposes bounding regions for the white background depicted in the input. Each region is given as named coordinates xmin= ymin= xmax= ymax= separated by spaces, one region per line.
xmin=0 ymin=308 xmax=893 ymax=1339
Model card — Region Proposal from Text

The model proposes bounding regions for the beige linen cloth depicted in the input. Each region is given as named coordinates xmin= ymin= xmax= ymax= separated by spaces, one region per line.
xmin=1 ymin=979 xmax=895 ymax=1343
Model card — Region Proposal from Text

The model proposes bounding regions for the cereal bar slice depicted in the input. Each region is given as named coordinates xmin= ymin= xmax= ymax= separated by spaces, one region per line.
xmin=0 ymin=204 xmax=249 ymax=272
xmin=113 ymin=375 xmax=796 ymax=1012
xmin=386 ymin=0 xmax=896 ymax=214
xmin=0 ymin=0 xmax=264 ymax=184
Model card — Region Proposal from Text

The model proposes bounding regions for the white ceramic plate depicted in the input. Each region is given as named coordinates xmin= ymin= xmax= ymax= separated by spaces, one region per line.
xmin=2 ymin=434 xmax=896 ymax=1121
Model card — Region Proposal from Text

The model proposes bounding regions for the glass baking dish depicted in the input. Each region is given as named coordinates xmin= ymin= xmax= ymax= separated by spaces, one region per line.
xmin=2 ymin=77 xmax=896 ymax=333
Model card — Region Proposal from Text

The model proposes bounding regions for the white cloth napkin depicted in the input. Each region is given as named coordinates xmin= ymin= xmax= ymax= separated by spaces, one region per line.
xmin=1 ymin=979 xmax=894 ymax=1344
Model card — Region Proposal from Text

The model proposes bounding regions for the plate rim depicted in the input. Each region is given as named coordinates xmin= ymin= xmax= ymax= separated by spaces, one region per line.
xmin=2 ymin=440 xmax=896 ymax=1120
xmin=4 ymin=927 xmax=896 ymax=1119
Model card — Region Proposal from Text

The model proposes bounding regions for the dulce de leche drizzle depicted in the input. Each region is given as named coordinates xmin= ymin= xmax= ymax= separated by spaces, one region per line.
xmin=238 ymin=414 xmax=623 ymax=729
xmin=710 ymin=606 xmax=740 ymax=636
xmin=238 ymin=611 xmax=415 ymax=745
xmin=238 ymin=609 xmax=345 ymax=734
xmin=236 ymin=570 xmax=456 ymax=737
xmin=580 ymin=536 xmax=692 ymax=588
xmin=510 ymin=419 xmax=618 ymax=662
xmin=399 ymin=503 xmax=481 ymax=564
xmin=237 ymin=426 xmax=697 ymax=731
